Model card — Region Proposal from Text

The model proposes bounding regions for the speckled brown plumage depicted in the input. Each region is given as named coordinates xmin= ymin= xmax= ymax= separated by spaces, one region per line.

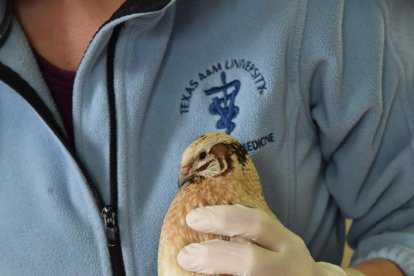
xmin=158 ymin=132 xmax=274 ymax=276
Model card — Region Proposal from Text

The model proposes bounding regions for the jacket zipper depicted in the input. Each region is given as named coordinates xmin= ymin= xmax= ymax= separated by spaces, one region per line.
xmin=0 ymin=23 xmax=126 ymax=276
xmin=104 ymin=23 xmax=126 ymax=276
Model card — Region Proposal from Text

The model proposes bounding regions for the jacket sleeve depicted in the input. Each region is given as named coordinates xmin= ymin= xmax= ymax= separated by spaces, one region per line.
xmin=299 ymin=0 xmax=414 ymax=274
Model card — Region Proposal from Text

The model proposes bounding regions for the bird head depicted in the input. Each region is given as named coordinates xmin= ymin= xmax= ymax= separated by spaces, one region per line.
xmin=178 ymin=132 xmax=249 ymax=190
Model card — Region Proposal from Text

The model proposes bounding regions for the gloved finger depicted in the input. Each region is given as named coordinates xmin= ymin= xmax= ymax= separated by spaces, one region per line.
xmin=185 ymin=205 xmax=292 ymax=251
xmin=177 ymin=239 xmax=280 ymax=276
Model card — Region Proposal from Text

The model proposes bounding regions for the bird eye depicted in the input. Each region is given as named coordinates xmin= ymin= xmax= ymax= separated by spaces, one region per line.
xmin=199 ymin=151 xmax=207 ymax=160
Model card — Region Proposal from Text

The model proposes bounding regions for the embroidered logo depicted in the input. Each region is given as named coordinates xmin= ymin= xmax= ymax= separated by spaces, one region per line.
xmin=179 ymin=58 xmax=268 ymax=134
xmin=204 ymin=72 xmax=240 ymax=134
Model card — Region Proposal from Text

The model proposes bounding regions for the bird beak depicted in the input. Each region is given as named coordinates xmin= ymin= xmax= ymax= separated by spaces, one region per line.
xmin=178 ymin=165 xmax=192 ymax=190
xmin=178 ymin=174 xmax=188 ymax=190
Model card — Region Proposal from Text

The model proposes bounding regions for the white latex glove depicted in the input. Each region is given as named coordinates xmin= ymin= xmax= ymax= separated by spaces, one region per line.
xmin=177 ymin=205 xmax=365 ymax=276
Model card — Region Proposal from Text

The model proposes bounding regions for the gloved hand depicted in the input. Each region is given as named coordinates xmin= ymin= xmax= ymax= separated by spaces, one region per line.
xmin=177 ymin=205 xmax=365 ymax=276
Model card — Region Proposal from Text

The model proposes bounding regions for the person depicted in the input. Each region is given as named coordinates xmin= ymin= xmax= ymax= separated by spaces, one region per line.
xmin=1 ymin=0 xmax=413 ymax=275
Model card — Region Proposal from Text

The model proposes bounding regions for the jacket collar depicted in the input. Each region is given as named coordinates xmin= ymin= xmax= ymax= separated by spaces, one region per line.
xmin=0 ymin=0 xmax=172 ymax=48
xmin=110 ymin=0 xmax=171 ymax=20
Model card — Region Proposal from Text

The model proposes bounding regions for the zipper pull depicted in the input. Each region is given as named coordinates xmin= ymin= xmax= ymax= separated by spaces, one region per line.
xmin=102 ymin=205 xmax=119 ymax=247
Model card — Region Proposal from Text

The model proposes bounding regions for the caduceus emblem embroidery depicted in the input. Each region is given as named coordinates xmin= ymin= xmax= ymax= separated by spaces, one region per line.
xmin=204 ymin=72 xmax=240 ymax=134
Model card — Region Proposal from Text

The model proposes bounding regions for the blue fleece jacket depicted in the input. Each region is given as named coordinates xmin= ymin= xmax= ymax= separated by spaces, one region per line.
xmin=1 ymin=0 xmax=414 ymax=275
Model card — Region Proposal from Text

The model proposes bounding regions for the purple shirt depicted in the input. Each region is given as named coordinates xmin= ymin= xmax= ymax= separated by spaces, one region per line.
xmin=33 ymin=50 xmax=75 ymax=143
